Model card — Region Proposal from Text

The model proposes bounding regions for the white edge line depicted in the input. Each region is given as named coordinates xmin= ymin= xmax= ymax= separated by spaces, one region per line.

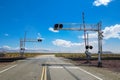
xmin=78 ymin=67 xmax=103 ymax=80
xmin=0 ymin=64 xmax=17 ymax=74
xmin=49 ymin=66 xmax=63 ymax=68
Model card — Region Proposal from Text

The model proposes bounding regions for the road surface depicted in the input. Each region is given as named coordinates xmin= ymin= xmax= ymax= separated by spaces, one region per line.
xmin=0 ymin=55 xmax=106 ymax=80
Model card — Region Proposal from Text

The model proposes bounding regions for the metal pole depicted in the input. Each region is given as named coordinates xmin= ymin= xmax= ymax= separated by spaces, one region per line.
xmin=20 ymin=39 xmax=21 ymax=57
xmin=98 ymin=22 xmax=102 ymax=67
xmin=21 ymin=32 xmax=27 ymax=57
xmin=24 ymin=32 xmax=27 ymax=49
xmin=82 ymin=12 xmax=87 ymax=50
xmin=87 ymin=33 xmax=89 ymax=51
xmin=20 ymin=38 xmax=23 ymax=57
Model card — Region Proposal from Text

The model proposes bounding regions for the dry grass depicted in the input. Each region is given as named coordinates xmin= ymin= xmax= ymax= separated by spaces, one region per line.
xmin=55 ymin=53 xmax=120 ymax=60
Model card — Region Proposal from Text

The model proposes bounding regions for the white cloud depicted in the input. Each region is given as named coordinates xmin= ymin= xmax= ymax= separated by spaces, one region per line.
xmin=37 ymin=32 xmax=41 ymax=39
xmin=37 ymin=33 xmax=41 ymax=37
xmin=2 ymin=45 xmax=11 ymax=50
xmin=52 ymin=39 xmax=97 ymax=47
xmin=79 ymin=32 xmax=98 ymax=39
xmin=49 ymin=27 xmax=59 ymax=33
xmin=103 ymin=24 xmax=120 ymax=39
xmin=52 ymin=39 xmax=83 ymax=47
xmin=89 ymin=40 xmax=98 ymax=45
xmin=53 ymin=39 xmax=72 ymax=47
xmin=93 ymin=0 xmax=112 ymax=6
xmin=79 ymin=24 xmax=120 ymax=40
xmin=4 ymin=33 xmax=9 ymax=37
xmin=36 ymin=33 xmax=45 ymax=40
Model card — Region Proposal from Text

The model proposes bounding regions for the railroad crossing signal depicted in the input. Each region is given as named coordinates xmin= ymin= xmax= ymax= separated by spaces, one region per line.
xmin=54 ymin=24 xmax=63 ymax=30
xmin=85 ymin=45 xmax=93 ymax=49
xmin=53 ymin=13 xmax=103 ymax=67
xmin=99 ymin=31 xmax=104 ymax=39
xmin=38 ymin=38 xmax=42 ymax=42
xmin=20 ymin=32 xmax=43 ymax=57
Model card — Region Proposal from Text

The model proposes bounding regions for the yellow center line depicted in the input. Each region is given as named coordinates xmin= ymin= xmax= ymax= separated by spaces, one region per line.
xmin=40 ymin=65 xmax=47 ymax=80
xmin=40 ymin=66 xmax=45 ymax=80
xmin=44 ymin=66 xmax=47 ymax=80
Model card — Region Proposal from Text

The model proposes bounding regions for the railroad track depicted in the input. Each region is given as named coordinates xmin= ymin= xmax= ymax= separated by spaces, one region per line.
xmin=40 ymin=62 xmax=103 ymax=80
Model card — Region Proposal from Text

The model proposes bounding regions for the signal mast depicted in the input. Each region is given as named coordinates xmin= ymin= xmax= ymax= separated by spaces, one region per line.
xmin=20 ymin=32 xmax=42 ymax=57
xmin=53 ymin=12 xmax=103 ymax=67
xmin=82 ymin=12 xmax=92 ymax=63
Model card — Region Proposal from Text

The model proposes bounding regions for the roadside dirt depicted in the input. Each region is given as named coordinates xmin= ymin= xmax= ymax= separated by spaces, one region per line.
xmin=0 ymin=57 xmax=25 ymax=68
xmin=74 ymin=60 xmax=120 ymax=72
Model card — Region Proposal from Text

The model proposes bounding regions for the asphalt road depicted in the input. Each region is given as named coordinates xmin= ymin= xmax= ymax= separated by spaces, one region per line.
xmin=0 ymin=55 xmax=103 ymax=80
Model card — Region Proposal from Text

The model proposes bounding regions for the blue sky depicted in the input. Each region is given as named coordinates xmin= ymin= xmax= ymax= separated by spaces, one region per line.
xmin=0 ymin=0 xmax=120 ymax=53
